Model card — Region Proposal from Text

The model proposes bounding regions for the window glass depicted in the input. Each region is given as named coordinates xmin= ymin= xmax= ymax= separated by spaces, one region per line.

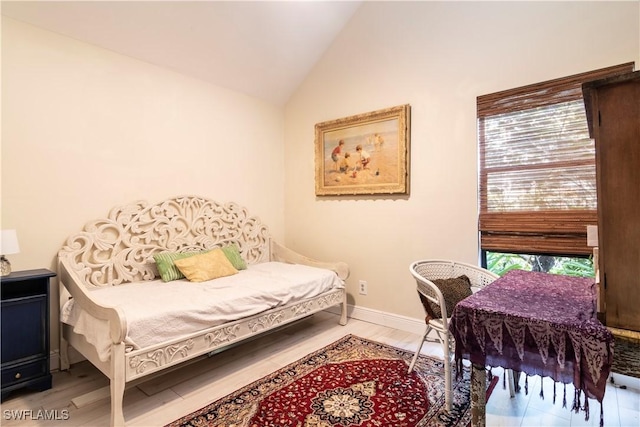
xmin=485 ymin=251 xmax=594 ymax=278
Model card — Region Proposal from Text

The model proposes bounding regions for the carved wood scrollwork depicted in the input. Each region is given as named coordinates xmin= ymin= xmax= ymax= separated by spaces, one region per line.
xmin=205 ymin=325 xmax=240 ymax=347
xmin=317 ymin=293 xmax=342 ymax=307
xmin=291 ymin=301 xmax=316 ymax=317
xmin=248 ymin=312 xmax=284 ymax=332
xmin=58 ymin=196 xmax=270 ymax=287
xmin=129 ymin=339 xmax=195 ymax=374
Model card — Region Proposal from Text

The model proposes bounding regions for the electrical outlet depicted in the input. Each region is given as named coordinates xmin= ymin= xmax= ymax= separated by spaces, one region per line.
xmin=358 ymin=280 xmax=368 ymax=295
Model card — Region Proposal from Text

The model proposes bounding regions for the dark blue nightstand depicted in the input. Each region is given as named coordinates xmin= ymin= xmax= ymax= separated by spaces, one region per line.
xmin=1 ymin=269 xmax=56 ymax=400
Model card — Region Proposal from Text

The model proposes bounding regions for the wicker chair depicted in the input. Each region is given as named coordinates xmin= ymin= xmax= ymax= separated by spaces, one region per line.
xmin=407 ymin=259 xmax=515 ymax=411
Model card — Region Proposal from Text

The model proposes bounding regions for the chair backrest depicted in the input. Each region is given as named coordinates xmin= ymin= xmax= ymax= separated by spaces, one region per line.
xmin=410 ymin=259 xmax=499 ymax=323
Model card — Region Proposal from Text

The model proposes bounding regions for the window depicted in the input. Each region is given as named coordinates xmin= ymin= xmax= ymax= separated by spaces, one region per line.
xmin=478 ymin=63 xmax=634 ymax=261
xmin=485 ymin=251 xmax=595 ymax=278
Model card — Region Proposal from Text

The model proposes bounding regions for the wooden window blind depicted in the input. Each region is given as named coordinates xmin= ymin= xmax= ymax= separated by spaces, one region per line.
xmin=478 ymin=62 xmax=634 ymax=255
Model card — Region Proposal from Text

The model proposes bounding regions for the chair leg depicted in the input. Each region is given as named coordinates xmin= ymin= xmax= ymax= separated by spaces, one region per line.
xmin=507 ymin=369 xmax=517 ymax=397
xmin=408 ymin=326 xmax=430 ymax=373
xmin=443 ymin=333 xmax=453 ymax=412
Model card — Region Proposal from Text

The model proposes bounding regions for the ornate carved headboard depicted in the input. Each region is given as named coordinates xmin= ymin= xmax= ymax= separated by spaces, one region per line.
xmin=58 ymin=196 xmax=271 ymax=288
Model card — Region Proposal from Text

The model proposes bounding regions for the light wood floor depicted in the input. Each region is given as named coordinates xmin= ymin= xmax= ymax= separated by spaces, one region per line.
xmin=2 ymin=312 xmax=639 ymax=426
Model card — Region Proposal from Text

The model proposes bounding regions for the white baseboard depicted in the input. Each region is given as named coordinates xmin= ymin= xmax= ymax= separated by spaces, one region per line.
xmin=50 ymin=346 xmax=86 ymax=372
xmin=50 ymin=305 xmax=425 ymax=372
xmin=50 ymin=350 xmax=60 ymax=372
xmin=52 ymin=306 xmax=640 ymax=394
xmin=327 ymin=304 xmax=425 ymax=336
xmin=609 ymin=372 xmax=640 ymax=392
xmin=325 ymin=306 xmax=640 ymax=393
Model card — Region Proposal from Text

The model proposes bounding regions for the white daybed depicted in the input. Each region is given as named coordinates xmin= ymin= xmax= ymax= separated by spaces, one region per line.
xmin=58 ymin=196 xmax=348 ymax=426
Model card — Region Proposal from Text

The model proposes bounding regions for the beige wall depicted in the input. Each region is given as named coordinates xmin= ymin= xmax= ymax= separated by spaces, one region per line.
xmin=284 ymin=1 xmax=640 ymax=321
xmin=2 ymin=2 xmax=640 ymax=359
xmin=1 ymin=17 xmax=285 ymax=354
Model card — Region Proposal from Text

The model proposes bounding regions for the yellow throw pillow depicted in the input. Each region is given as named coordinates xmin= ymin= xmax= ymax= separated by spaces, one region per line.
xmin=174 ymin=248 xmax=238 ymax=282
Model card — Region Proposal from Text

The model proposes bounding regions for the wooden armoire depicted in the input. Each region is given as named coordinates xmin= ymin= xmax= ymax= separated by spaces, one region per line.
xmin=583 ymin=70 xmax=640 ymax=333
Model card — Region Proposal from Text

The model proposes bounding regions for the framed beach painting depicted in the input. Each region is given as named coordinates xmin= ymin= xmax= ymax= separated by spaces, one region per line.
xmin=315 ymin=104 xmax=410 ymax=196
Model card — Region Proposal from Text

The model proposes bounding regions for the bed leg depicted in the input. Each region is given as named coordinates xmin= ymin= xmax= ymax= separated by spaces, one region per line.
xmin=339 ymin=291 xmax=348 ymax=325
xmin=110 ymin=343 xmax=126 ymax=427
xmin=60 ymin=336 xmax=70 ymax=371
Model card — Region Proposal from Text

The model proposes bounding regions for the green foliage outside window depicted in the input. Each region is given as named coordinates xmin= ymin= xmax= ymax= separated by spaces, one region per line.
xmin=485 ymin=252 xmax=594 ymax=278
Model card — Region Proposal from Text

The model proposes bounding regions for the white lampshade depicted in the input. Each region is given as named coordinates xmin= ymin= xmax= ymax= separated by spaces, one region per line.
xmin=1 ymin=229 xmax=20 ymax=255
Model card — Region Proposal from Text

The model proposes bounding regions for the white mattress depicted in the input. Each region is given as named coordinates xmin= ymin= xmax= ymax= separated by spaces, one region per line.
xmin=60 ymin=262 xmax=344 ymax=362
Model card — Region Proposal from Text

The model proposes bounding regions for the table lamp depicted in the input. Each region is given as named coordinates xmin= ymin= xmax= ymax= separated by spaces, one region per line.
xmin=1 ymin=229 xmax=21 ymax=277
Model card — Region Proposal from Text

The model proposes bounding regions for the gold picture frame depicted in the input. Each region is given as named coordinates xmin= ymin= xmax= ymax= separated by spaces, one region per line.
xmin=315 ymin=104 xmax=410 ymax=196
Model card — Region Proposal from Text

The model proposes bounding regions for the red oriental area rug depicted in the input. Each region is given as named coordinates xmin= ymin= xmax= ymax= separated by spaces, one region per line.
xmin=167 ymin=334 xmax=498 ymax=427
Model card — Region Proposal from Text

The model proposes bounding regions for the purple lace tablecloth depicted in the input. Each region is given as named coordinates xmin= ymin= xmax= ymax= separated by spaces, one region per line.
xmin=450 ymin=269 xmax=613 ymax=421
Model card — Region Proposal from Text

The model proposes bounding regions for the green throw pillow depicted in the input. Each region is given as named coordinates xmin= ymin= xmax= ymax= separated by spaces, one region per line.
xmin=221 ymin=243 xmax=247 ymax=270
xmin=154 ymin=251 xmax=207 ymax=282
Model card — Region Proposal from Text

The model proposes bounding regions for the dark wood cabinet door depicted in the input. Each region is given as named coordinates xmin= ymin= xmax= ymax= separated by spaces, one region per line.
xmin=1 ymin=269 xmax=55 ymax=399
xmin=584 ymin=71 xmax=640 ymax=331
xmin=1 ymin=295 xmax=48 ymax=363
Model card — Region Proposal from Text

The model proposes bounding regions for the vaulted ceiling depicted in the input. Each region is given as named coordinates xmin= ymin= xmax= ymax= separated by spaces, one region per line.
xmin=2 ymin=1 xmax=362 ymax=106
